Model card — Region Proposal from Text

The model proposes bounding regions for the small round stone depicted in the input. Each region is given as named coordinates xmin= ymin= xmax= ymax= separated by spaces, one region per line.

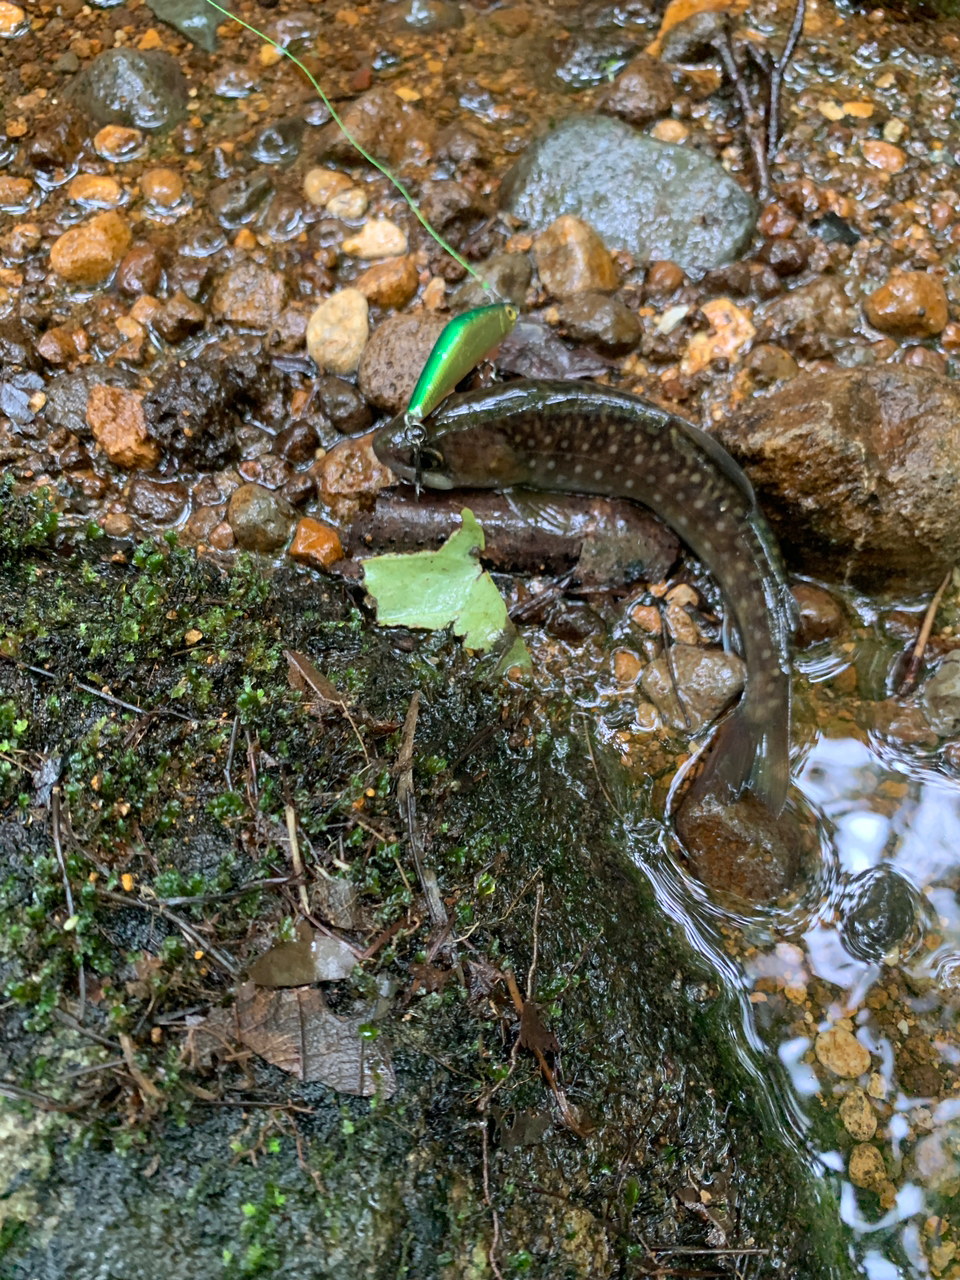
xmin=227 ymin=483 xmax=295 ymax=551
xmin=533 ymin=215 xmax=618 ymax=297
xmin=93 ymin=125 xmax=147 ymax=163
xmin=306 ymin=288 xmax=369 ymax=374
xmin=211 ymin=262 xmax=285 ymax=329
xmin=85 ymin=383 xmax=159 ymax=470
xmin=354 ymin=255 xmax=419 ymax=310
xmin=342 ymin=218 xmax=407 ymax=259
xmin=67 ymin=173 xmax=124 ymax=207
xmin=50 ymin=210 xmax=132 ymax=286
xmin=327 ymin=186 xmax=368 ymax=219
xmin=288 ymin=517 xmax=343 ymax=569
xmin=839 ymin=1088 xmax=878 ymax=1142
xmin=303 ymin=167 xmax=354 ymax=206
xmin=0 ymin=1 xmax=27 ymax=37
xmin=861 ymin=139 xmax=905 ymax=172
xmin=848 ymin=1143 xmax=887 ymax=1192
xmin=864 ymin=270 xmax=948 ymax=338
xmin=0 ymin=175 xmax=34 ymax=211
xmin=141 ymin=167 xmax=185 ymax=208
xmin=815 ymin=1027 xmax=871 ymax=1078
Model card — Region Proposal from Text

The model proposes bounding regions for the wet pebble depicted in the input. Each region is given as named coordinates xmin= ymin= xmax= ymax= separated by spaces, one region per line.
xmin=227 ymin=482 xmax=295 ymax=551
xmin=288 ymin=517 xmax=343 ymax=569
xmin=640 ymin=645 xmax=745 ymax=731
xmin=50 ymin=210 xmax=132 ymax=286
xmin=327 ymin=187 xmax=368 ymax=220
xmin=342 ymin=219 xmax=408 ymax=259
xmin=534 ymin=215 xmax=618 ymax=298
xmin=792 ymin=583 xmax=845 ymax=645
xmin=557 ymin=291 xmax=640 ymax=354
xmin=68 ymin=48 xmax=189 ymax=130
xmin=922 ymin=651 xmax=960 ymax=735
xmin=209 ymin=172 xmax=275 ymax=229
xmin=863 ymin=271 xmax=949 ymax=338
xmin=598 ymin=53 xmax=675 ymax=125
xmin=249 ymin=118 xmax=304 ymax=167
xmin=127 ymin=476 xmax=188 ymax=523
xmin=501 ymin=115 xmax=756 ymax=275
xmin=305 ymin=289 xmax=369 ymax=375
xmin=861 ymin=139 xmax=905 ymax=172
xmin=745 ymin=342 xmax=798 ymax=387
xmin=211 ymin=263 xmax=285 ymax=329
xmin=715 ymin=366 xmax=960 ymax=590
xmin=182 ymin=504 xmax=226 ymax=545
xmin=840 ymin=1088 xmax=878 ymax=1142
xmin=316 ymin=86 xmax=435 ymax=170
xmin=211 ymin=64 xmax=258 ymax=98
xmin=848 ymin=1144 xmax=887 ymax=1193
xmin=453 ymin=251 xmax=532 ymax=310
xmin=0 ymin=176 xmax=34 ymax=212
xmin=141 ymin=167 xmax=185 ymax=209
xmin=754 ymin=277 xmax=858 ymax=357
xmin=239 ymin=454 xmax=292 ymax=490
xmin=117 ymin=243 xmax=163 ymax=296
xmin=36 ymin=326 xmax=83 ymax=365
xmin=674 ymin=788 xmax=802 ymax=902
xmin=67 ymin=174 xmax=124 ymax=208
xmin=153 ymin=290 xmax=205 ymax=343
xmin=86 ymin=383 xmax=159 ymax=470
xmin=303 ymin=168 xmax=354 ymax=207
xmin=0 ymin=2 xmax=28 ymax=36
xmin=356 ymin=310 xmax=448 ymax=412
xmin=815 ymin=1027 xmax=871 ymax=1078
xmin=315 ymin=432 xmax=395 ymax=503
xmin=355 ymin=255 xmax=419 ymax=310
xmin=275 ymin=420 xmax=320 ymax=465
xmin=311 ymin=376 xmax=372 ymax=434
xmin=841 ymin=867 xmax=921 ymax=962
xmin=93 ymin=125 xmax=146 ymax=163
xmin=392 ymin=0 xmax=463 ymax=30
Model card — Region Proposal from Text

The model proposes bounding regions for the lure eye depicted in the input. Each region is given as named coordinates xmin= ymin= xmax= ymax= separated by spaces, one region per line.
xmin=505 ymin=305 xmax=519 ymax=322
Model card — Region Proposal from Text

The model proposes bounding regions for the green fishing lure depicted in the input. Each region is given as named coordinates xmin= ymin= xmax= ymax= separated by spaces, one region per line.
xmin=406 ymin=304 xmax=519 ymax=425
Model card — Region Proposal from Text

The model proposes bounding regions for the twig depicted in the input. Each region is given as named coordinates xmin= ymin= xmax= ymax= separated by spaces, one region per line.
xmin=154 ymin=876 xmax=295 ymax=907
xmin=9 ymin=659 xmax=194 ymax=721
xmin=285 ymin=803 xmax=310 ymax=915
xmin=396 ymin=694 xmax=450 ymax=938
xmin=526 ymin=882 xmax=543 ymax=1001
xmin=97 ymin=889 xmax=241 ymax=976
xmin=580 ymin=716 xmax=622 ymax=818
xmin=900 ymin=569 xmax=952 ymax=695
xmin=767 ymin=0 xmax=806 ymax=161
xmin=0 ymin=1081 xmax=82 ymax=1112
xmin=52 ymin=788 xmax=86 ymax=1022
xmin=712 ymin=28 xmax=770 ymax=198
xmin=224 ymin=714 xmax=240 ymax=790
xmin=481 ymin=1121 xmax=506 ymax=1280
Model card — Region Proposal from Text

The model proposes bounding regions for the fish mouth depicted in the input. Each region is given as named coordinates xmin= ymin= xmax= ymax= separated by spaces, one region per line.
xmin=381 ymin=454 xmax=455 ymax=490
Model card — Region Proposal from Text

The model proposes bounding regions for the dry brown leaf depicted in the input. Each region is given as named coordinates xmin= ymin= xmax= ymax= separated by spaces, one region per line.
xmin=518 ymin=1001 xmax=561 ymax=1057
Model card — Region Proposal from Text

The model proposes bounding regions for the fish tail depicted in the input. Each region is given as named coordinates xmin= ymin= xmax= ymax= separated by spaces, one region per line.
xmin=685 ymin=703 xmax=790 ymax=816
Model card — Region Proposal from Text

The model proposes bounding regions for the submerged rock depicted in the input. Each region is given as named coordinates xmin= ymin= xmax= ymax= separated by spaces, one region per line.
xmin=500 ymin=115 xmax=756 ymax=274
xmin=715 ymin=366 xmax=960 ymax=591
xmin=841 ymin=867 xmax=924 ymax=962
xmin=67 ymin=48 xmax=189 ymax=131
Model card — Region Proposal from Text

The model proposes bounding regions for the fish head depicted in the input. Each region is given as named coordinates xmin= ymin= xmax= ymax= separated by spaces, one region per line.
xmin=373 ymin=409 xmax=525 ymax=491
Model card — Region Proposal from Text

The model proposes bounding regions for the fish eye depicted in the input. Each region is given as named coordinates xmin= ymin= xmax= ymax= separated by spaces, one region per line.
xmin=419 ymin=446 xmax=445 ymax=471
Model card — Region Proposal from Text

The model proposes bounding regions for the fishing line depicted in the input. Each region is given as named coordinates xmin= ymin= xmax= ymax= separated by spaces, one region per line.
xmin=203 ymin=0 xmax=495 ymax=298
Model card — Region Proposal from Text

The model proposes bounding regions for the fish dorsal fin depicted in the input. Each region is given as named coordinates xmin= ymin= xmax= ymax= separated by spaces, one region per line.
xmin=676 ymin=418 xmax=757 ymax=509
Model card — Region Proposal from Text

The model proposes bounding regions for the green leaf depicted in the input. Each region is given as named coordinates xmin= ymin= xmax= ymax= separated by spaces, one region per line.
xmin=363 ymin=509 xmax=530 ymax=667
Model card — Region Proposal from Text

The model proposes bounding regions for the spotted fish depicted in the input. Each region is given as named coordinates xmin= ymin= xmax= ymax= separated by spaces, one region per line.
xmin=373 ymin=379 xmax=796 ymax=814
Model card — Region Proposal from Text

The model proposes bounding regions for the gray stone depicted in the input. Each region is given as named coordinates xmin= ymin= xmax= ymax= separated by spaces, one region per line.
xmin=923 ymin=651 xmax=960 ymax=735
xmin=500 ymin=115 xmax=756 ymax=275
xmin=145 ymin=0 xmax=220 ymax=50
xmin=67 ymin=49 xmax=189 ymax=131
xmin=227 ymin=483 xmax=295 ymax=552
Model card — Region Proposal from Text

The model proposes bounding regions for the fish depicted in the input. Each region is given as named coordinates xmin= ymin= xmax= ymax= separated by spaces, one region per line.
xmin=374 ymin=378 xmax=796 ymax=815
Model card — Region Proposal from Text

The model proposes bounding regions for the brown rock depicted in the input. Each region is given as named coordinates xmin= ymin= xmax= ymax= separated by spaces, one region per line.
xmin=557 ymin=292 xmax=641 ymax=354
xmin=141 ymin=167 xmax=185 ymax=208
xmin=598 ymin=53 xmax=675 ymax=125
xmin=67 ymin=174 xmax=123 ymax=207
xmin=0 ymin=176 xmax=34 ymax=209
xmin=127 ymin=476 xmax=188 ymax=522
xmin=861 ymin=139 xmax=905 ymax=172
xmin=715 ymin=366 xmax=960 ymax=590
xmin=316 ymin=85 xmax=436 ymax=169
xmin=275 ymin=420 xmax=320 ymax=465
xmin=116 ymin=243 xmax=163 ymax=296
xmin=50 ymin=211 xmax=132 ymax=286
xmin=640 ymin=644 xmax=745 ymax=732
xmin=645 ymin=260 xmax=685 ymax=297
xmin=227 ymin=483 xmax=295 ymax=551
xmin=840 ymin=1088 xmax=878 ymax=1141
xmin=356 ymin=311 xmax=448 ymax=412
xmin=355 ymin=255 xmax=419 ymax=310
xmin=36 ymin=325 xmax=83 ymax=365
xmin=754 ymin=277 xmax=858 ymax=357
xmin=153 ymin=290 xmax=205 ymax=343
xmin=305 ymin=290 xmax=369 ymax=374
xmin=745 ymin=342 xmax=798 ymax=387
xmin=288 ymin=517 xmax=344 ymax=569
xmin=209 ymin=521 xmax=236 ymax=550
xmin=815 ymin=1027 xmax=871 ymax=1078
xmin=315 ymin=431 xmax=395 ymax=500
xmin=182 ymin=504 xmax=226 ymax=545
xmin=848 ymin=1144 xmax=887 ymax=1192
xmin=674 ymin=788 xmax=803 ymax=902
xmin=792 ymin=583 xmax=845 ymax=646
xmin=86 ymin=383 xmax=159 ymax=470
xmin=533 ymin=216 xmax=619 ymax=297
xmin=93 ymin=125 xmax=145 ymax=163
xmin=211 ymin=262 xmax=285 ymax=329
xmin=863 ymin=271 xmax=949 ymax=337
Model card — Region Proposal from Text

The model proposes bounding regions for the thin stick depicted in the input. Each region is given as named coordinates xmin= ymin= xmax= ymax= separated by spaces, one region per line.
xmin=224 ymin=714 xmax=240 ymax=790
xmin=9 ymin=659 xmax=194 ymax=722
xmin=900 ymin=569 xmax=952 ymax=694
xmin=481 ymin=1121 xmax=506 ymax=1280
xmin=97 ymin=889 xmax=241 ymax=976
xmin=767 ymin=0 xmax=806 ymax=160
xmin=526 ymin=881 xmax=543 ymax=1002
xmin=285 ymin=803 xmax=310 ymax=915
xmin=203 ymin=0 xmax=493 ymax=296
xmin=52 ymin=788 xmax=86 ymax=1021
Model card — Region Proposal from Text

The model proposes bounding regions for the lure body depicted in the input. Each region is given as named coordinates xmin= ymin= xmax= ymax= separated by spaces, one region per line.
xmin=374 ymin=379 xmax=796 ymax=815
xmin=406 ymin=304 xmax=519 ymax=424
